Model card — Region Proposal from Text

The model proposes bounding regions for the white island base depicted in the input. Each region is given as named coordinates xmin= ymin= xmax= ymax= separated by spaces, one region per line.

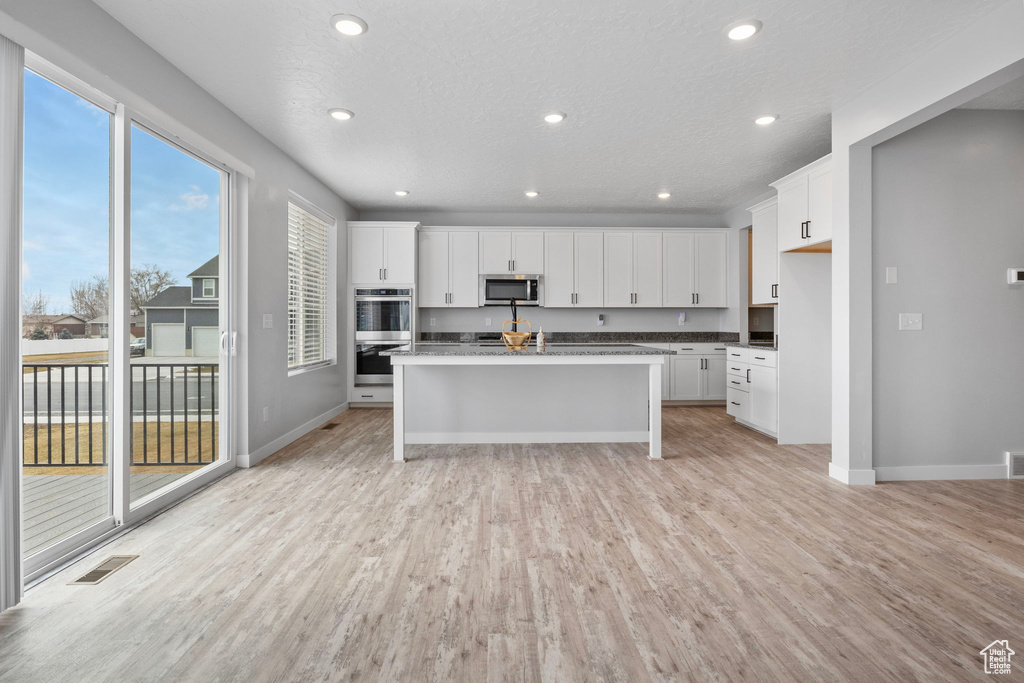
xmin=387 ymin=346 xmax=668 ymax=461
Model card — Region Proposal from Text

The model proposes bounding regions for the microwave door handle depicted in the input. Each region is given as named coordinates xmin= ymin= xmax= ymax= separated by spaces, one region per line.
xmin=527 ymin=280 xmax=533 ymax=301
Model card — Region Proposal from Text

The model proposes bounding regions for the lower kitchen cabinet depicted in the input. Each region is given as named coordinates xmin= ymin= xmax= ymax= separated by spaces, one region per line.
xmin=668 ymin=344 xmax=727 ymax=401
xmin=724 ymin=347 xmax=777 ymax=437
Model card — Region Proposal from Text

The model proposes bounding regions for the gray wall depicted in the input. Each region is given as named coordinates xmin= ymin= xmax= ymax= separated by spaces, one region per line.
xmin=1 ymin=0 xmax=357 ymax=457
xmin=872 ymin=108 xmax=1024 ymax=469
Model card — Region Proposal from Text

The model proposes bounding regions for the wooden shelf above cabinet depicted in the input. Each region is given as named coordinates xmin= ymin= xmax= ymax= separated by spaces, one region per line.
xmin=785 ymin=240 xmax=832 ymax=254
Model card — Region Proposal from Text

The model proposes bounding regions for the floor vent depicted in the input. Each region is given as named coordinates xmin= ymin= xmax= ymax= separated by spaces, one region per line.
xmin=1009 ymin=452 xmax=1024 ymax=479
xmin=69 ymin=555 xmax=138 ymax=585
xmin=320 ymin=423 xmax=339 ymax=431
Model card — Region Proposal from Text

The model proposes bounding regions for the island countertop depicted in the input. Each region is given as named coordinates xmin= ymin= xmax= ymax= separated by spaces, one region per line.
xmin=381 ymin=343 xmax=676 ymax=357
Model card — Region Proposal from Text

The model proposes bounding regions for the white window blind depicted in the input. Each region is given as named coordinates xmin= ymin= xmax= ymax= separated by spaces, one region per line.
xmin=287 ymin=200 xmax=331 ymax=370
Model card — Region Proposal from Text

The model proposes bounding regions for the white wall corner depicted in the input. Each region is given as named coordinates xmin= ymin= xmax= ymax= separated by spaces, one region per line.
xmin=238 ymin=403 xmax=348 ymax=468
xmin=828 ymin=462 xmax=876 ymax=486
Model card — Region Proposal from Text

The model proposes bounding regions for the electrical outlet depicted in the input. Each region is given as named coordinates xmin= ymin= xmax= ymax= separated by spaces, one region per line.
xmin=752 ymin=316 xmax=759 ymax=326
xmin=678 ymin=311 xmax=686 ymax=326
xmin=885 ymin=267 xmax=898 ymax=284
xmin=899 ymin=313 xmax=922 ymax=331
xmin=430 ymin=318 xmax=436 ymax=327
xmin=597 ymin=314 xmax=605 ymax=327
xmin=262 ymin=406 xmax=269 ymax=422
xmin=262 ymin=314 xmax=273 ymax=329
xmin=485 ymin=318 xmax=491 ymax=327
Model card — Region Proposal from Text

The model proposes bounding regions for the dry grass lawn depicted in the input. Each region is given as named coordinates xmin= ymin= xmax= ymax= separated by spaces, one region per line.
xmin=23 ymin=420 xmax=218 ymax=474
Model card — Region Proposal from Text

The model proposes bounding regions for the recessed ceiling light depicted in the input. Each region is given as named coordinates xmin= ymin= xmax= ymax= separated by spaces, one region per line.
xmin=524 ymin=191 xmax=539 ymax=198
xmin=755 ymin=114 xmax=778 ymax=125
xmin=543 ymin=112 xmax=566 ymax=124
xmin=657 ymin=192 xmax=671 ymax=199
xmin=394 ymin=190 xmax=409 ymax=197
xmin=329 ymin=108 xmax=354 ymax=120
xmin=331 ymin=14 xmax=368 ymax=36
xmin=727 ymin=20 xmax=762 ymax=41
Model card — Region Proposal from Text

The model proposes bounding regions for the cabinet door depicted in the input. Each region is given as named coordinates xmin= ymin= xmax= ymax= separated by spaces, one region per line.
xmin=350 ymin=226 xmax=383 ymax=284
xmin=544 ymin=232 xmax=575 ymax=308
xmin=662 ymin=232 xmax=694 ymax=307
xmin=511 ymin=231 xmax=544 ymax=274
xmin=480 ymin=231 xmax=512 ymax=273
xmin=749 ymin=365 xmax=778 ymax=433
xmin=694 ymin=232 xmax=728 ymax=307
xmin=384 ymin=227 xmax=416 ymax=283
xmin=670 ymin=356 xmax=703 ymax=400
xmin=574 ymin=232 xmax=604 ymax=307
xmin=449 ymin=231 xmax=479 ymax=307
xmin=776 ymin=177 xmax=808 ymax=252
xmin=417 ymin=232 xmax=450 ymax=307
xmin=751 ymin=205 xmax=778 ymax=305
xmin=702 ymin=357 xmax=728 ymax=400
xmin=603 ymin=232 xmax=634 ymax=307
xmin=632 ymin=232 xmax=662 ymax=307
xmin=806 ymin=167 xmax=832 ymax=246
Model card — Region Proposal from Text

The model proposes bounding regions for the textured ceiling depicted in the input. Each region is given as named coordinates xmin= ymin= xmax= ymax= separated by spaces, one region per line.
xmin=93 ymin=0 xmax=1005 ymax=214
xmin=960 ymin=75 xmax=1024 ymax=110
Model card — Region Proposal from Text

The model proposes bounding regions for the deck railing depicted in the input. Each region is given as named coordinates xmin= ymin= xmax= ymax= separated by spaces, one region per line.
xmin=22 ymin=363 xmax=219 ymax=467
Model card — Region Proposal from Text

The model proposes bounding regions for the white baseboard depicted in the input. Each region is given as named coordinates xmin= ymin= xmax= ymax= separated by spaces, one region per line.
xmin=238 ymin=403 xmax=349 ymax=468
xmin=829 ymin=462 xmax=876 ymax=486
xmin=874 ymin=464 xmax=1007 ymax=482
xmin=735 ymin=418 xmax=777 ymax=439
xmin=406 ymin=431 xmax=650 ymax=445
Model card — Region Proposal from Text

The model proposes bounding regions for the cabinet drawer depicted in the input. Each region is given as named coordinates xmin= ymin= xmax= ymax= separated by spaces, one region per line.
xmin=748 ymin=351 xmax=777 ymax=368
xmin=725 ymin=347 xmax=749 ymax=362
xmin=351 ymin=386 xmax=394 ymax=403
xmin=726 ymin=375 xmax=749 ymax=393
xmin=727 ymin=360 xmax=749 ymax=379
xmin=670 ymin=343 xmax=727 ymax=355
xmin=726 ymin=388 xmax=749 ymax=421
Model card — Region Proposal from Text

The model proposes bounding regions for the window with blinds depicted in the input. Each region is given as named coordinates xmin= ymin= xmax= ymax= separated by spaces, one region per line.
xmin=287 ymin=200 xmax=332 ymax=370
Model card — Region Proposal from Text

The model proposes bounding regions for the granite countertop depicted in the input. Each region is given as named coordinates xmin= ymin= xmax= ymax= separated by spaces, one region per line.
xmin=381 ymin=343 xmax=677 ymax=357
xmin=419 ymin=331 xmax=740 ymax=344
xmin=725 ymin=342 xmax=778 ymax=351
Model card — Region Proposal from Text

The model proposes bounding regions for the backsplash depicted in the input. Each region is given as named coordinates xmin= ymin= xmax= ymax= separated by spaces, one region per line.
xmin=417 ymin=306 xmax=727 ymax=333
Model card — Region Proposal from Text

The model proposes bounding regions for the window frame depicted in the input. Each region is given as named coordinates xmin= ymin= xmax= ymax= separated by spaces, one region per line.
xmin=286 ymin=193 xmax=337 ymax=375
xmin=202 ymin=278 xmax=215 ymax=298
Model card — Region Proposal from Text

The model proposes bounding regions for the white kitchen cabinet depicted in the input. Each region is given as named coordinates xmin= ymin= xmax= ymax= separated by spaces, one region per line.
xmin=349 ymin=222 xmax=418 ymax=284
xmin=749 ymin=198 xmax=779 ymax=305
xmin=417 ymin=231 xmax=479 ymax=307
xmin=724 ymin=347 xmax=778 ymax=436
xmin=662 ymin=231 xmax=728 ymax=307
xmin=479 ymin=231 xmax=544 ymax=274
xmin=772 ymin=155 xmax=832 ymax=252
xmin=604 ymin=232 xmax=662 ymax=307
xmin=668 ymin=344 xmax=727 ymax=401
xmin=544 ymin=231 xmax=604 ymax=307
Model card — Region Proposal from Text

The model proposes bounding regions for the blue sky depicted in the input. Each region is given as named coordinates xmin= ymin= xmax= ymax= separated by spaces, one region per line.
xmin=23 ymin=69 xmax=221 ymax=315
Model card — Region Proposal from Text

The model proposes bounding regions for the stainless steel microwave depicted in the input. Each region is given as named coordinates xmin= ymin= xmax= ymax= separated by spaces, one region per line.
xmin=479 ymin=274 xmax=542 ymax=306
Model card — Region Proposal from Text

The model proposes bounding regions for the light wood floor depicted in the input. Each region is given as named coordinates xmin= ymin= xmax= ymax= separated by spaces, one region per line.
xmin=0 ymin=406 xmax=1021 ymax=682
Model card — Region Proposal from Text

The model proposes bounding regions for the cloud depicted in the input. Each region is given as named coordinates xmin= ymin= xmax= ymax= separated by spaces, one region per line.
xmin=172 ymin=185 xmax=210 ymax=211
xmin=23 ymin=261 xmax=31 ymax=280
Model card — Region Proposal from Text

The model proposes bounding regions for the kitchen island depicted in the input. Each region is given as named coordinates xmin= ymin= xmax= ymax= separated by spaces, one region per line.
xmin=381 ymin=343 xmax=674 ymax=462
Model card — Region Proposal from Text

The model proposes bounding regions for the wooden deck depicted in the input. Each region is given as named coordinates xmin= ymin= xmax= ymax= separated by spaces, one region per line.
xmin=22 ymin=472 xmax=199 ymax=557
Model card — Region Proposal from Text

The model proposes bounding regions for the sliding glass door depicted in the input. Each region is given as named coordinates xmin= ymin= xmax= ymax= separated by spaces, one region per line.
xmin=21 ymin=61 xmax=234 ymax=576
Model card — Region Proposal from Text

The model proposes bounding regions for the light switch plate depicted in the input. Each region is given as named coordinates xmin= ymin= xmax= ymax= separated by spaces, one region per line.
xmin=430 ymin=318 xmax=436 ymax=327
xmin=885 ymin=267 xmax=898 ymax=284
xmin=899 ymin=313 xmax=922 ymax=331
xmin=262 ymin=314 xmax=273 ymax=329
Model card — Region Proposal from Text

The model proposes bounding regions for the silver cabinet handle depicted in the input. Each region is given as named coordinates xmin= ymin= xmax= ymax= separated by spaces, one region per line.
xmin=384 ymin=269 xmax=388 ymax=280
xmin=379 ymin=268 xmax=383 ymax=280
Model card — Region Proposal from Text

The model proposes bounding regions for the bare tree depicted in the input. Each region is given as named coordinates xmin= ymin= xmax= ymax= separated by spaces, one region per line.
xmin=22 ymin=289 xmax=50 ymax=315
xmin=70 ymin=265 xmax=178 ymax=320
xmin=69 ymin=275 xmax=108 ymax=321
xmin=130 ymin=265 xmax=175 ymax=314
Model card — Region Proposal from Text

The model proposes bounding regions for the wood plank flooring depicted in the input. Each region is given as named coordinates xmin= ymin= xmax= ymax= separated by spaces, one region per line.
xmin=0 ymin=406 xmax=1022 ymax=682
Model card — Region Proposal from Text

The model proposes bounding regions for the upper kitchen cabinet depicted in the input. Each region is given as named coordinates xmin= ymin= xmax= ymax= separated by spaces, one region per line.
xmin=604 ymin=231 xmax=662 ymax=307
xmin=418 ymin=230 xmax=479 ymax=307
xmin=348 ymin=221 xmax=418 ymax=285
xmin=662 ymin=231 xmax=728 ymax=307
xmin=772 ymin=154 xmax=832 ymax=252
xmin=748 ymin=198 xmax=779 ymax=305
xmin=544 ymin=231 xmax=604 ymax=308
xmin=479 ymin=231 xmax=544 ymax=274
